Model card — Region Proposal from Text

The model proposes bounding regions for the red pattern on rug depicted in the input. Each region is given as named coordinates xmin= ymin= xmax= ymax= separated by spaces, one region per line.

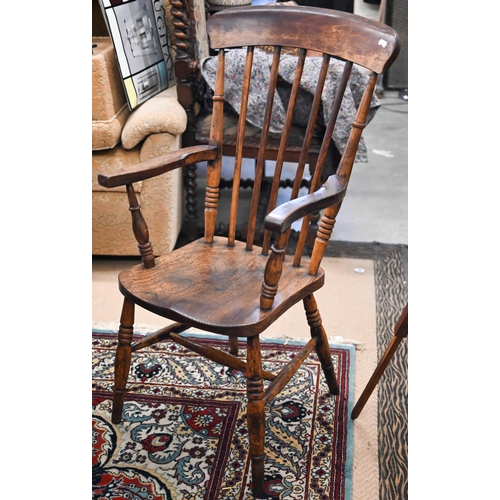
xmin=92 ymin=332 xmax=354 ymax=500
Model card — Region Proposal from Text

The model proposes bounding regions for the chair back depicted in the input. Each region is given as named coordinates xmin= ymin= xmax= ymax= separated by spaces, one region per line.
xmin=203 ymin=6 xmax=399 ymax=267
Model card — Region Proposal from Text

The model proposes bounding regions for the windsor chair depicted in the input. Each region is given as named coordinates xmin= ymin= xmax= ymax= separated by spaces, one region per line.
xmin=169 ymin=0 xmax=343 ymax=244
xmin=97 ymin=6 xmax=399 ymax=497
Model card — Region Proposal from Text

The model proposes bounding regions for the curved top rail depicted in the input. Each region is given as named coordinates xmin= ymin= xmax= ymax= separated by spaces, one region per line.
xmin=206 ymin=5 xmax=400 ymax=74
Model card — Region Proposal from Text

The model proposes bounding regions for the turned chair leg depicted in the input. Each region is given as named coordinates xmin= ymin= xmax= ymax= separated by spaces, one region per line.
xmin=246 ymin=335 xmax=266 ymax=498
xmin=229 ymin=336 xmax=239 ymax=355
xmin=304 ymin=294 xmax=339 ymax=395
xmin=112 ymin=297 xmax=135 ymax=424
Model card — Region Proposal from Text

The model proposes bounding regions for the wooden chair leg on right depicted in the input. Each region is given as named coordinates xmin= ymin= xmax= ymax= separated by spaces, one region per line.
xmin=304 ymin=294 xmax=339 ymax=395
xmin=351 ymin=304 xmax=408 ymax=420
xmin=112 ymin=297 xmax=135 ymax=424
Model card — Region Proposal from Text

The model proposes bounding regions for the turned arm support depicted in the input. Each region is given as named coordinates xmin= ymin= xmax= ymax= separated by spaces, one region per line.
xmin=97 ymin=144 xmax=219 ymax=268
xmin=264 ymin=174 xmax=347 ymax=233
xmin=97 ymin=144 xmax=219 ymax=188
xmin=260 ymin=175 xmax=347 ymax=310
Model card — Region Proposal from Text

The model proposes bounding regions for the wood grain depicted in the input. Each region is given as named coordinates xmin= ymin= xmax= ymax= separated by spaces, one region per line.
xmin=118 ymin=238 xmax=325 ymax=336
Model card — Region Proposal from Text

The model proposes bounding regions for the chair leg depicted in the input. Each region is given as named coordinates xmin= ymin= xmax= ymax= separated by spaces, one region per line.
xmin=111 ymin=297 xmax=135 ymax=424
xmin=229 ymin=336 xmax=239 ymax=355
xmin=304 ymin=294 xmax=339 ymax=395
xmin=351 ymin=304 xmax=408 ymax=420
xmin=246 ymin=335 xmax=266 ymax=499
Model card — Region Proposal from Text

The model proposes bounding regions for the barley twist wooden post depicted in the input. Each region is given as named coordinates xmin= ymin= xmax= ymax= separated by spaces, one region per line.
xmin=169 ymin=0 xmax=201 ymax=237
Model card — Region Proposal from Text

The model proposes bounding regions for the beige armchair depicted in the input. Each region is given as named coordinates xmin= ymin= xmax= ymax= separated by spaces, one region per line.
xmin=92 ymin=36 xmax=187 ymax=256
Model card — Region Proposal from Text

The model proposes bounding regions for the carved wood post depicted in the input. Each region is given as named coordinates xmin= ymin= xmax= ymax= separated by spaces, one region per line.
xmin=308 ymin=204 xmax=340 ymax=276
xmin=169 ymin=0 xmax=202 ymax=239
xmin=112 ymin=298 xmax=135 ymax=423
xmin=204 ymin=50 xmax=225 ymax=242
xmin=126 ymin=184 xmax=155 ymax=268
xmin=246 ymin=335 xmax=266 ymax=498
xmin=260 ymin=232 xmax=287 ymax=310
xmin=304 ymin=294 xmax=339 ymax=395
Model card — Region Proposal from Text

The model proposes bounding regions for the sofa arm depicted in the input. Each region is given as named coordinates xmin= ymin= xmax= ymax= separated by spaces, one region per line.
xmin=121 ymin=87 xmax=188 ymax=150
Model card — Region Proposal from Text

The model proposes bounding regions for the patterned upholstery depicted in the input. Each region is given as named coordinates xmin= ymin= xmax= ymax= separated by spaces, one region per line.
xmin=92 ymin=33 xmax=187 ymax=256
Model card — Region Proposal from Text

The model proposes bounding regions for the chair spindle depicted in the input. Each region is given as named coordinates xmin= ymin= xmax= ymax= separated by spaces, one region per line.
xmin=292 ymin=54 xmax=332 ymax=267
xmin=294 ymin=60 xmax=353 ymax=266
xmin=228 ymin=46 xmax=255 ymax=246
xmin=262 ymin=48 xmax=308 ymax=255
xmin=205 ymin=49 xmax=226 ymax=243
xmin=308 ymin=71 xmax=379 ymax=275
xmin=246 ymin=46 xmax=282 ymax=251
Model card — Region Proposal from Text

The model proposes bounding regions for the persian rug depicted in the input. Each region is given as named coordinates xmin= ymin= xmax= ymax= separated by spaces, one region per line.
xmin=92 ymin=332 xmax=356 ymax=500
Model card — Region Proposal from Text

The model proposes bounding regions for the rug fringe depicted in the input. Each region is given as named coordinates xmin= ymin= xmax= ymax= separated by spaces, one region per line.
xmin=92 ymin=321 xmax=163 ymax=335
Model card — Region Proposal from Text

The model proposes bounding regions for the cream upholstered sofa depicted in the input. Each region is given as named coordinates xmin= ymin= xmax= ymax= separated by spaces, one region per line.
xmin=92 ymin=36 xmax=187 ymax=256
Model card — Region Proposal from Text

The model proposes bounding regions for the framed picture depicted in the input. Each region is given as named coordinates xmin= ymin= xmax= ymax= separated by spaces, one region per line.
xmin=98 ymin=0 xmax=175 ymax=109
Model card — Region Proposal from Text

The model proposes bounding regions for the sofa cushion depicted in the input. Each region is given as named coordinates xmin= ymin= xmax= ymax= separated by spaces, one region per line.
xmin=92 ymin=37 xmax=127 ymax=121
xmin=121 ymin=87 xmax=187 ymax=149
xmin=92 ymin=36 xmax=132 ymax=150
xmin=92 ymin=144 xmax=143 ymax=193
xmin=92 ymin=105 xmax=131 ymax=151
xmin=139 ymin=132 xmax=178 ymax=162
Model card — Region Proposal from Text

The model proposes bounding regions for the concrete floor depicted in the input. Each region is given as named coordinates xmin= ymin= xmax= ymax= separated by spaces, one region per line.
xmin=330 ymin=90 xmax=408 ymax=245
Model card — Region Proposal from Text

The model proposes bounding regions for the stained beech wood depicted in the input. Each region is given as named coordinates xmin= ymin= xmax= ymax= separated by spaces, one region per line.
xmin=228 ymin=46 xmax=255 ymax=246
xmin=260 ymin=232 xmax=287 ymax=310
xmin=111 ymin=298 xmax=135 ymax=424
xmin=118 ymin=238 xmax=325 ymax=336
xmin=204 ymin=50 xmax=225 ymax=243
xmin=100 ymin=7 xmax=401 ymax=497
xmin=131 ymin=323 xmax=190 ymax=352
xmin=263 ymin=337 xmax=317 ymax=404
xmin=125 ymin=184 xmax=155 ymax=268
xmin=261 ymin=48 xmax=307 ymax=253
xmin=168 ymin=331 xmax=276 ymax=381
xmin=228 ymin=335 xmax=239 ymax=355
xmin=207 ymin=6 xmax=400 ymax=74
xmin=308 ymin=205 xmax=340 ymax=276
xmin=304 ymin=294 xmax=339 ymax=395
xmin=351 ymin=304 xmax=408 ymax=419
xmin=97 ymin=145 xmax=218 ymax=188
xmin=246 ymin=335 xmax=266 ymax=498
xmin=264 ymin=174 xmax=347 ymax=234
xmin=246 ymin=46 xmax=282 ymax=251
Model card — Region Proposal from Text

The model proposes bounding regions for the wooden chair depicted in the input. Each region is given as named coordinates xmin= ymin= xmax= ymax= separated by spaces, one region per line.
xmin=97 ymin=6 xmax=399 ymax=497
xmin=351 ymin=303 xmax=408 ymax=420
xmin=169 ymin=0 xmax=344 ymax=245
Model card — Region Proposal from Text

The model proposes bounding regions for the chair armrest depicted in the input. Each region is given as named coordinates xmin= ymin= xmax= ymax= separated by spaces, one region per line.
xmin=97 ymin=144 xmax=218 ymax=188
xmin=264 ymin=174 xmax=347 ymax=233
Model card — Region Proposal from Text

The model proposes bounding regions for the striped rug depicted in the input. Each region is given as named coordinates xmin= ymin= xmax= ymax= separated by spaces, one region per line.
xmin=324 ymin=241 xmax=408 ymax=500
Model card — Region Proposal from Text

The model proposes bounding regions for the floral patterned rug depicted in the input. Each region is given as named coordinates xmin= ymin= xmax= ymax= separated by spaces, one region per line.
xmin=92 ymin=331 xmax=355 ymax=500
